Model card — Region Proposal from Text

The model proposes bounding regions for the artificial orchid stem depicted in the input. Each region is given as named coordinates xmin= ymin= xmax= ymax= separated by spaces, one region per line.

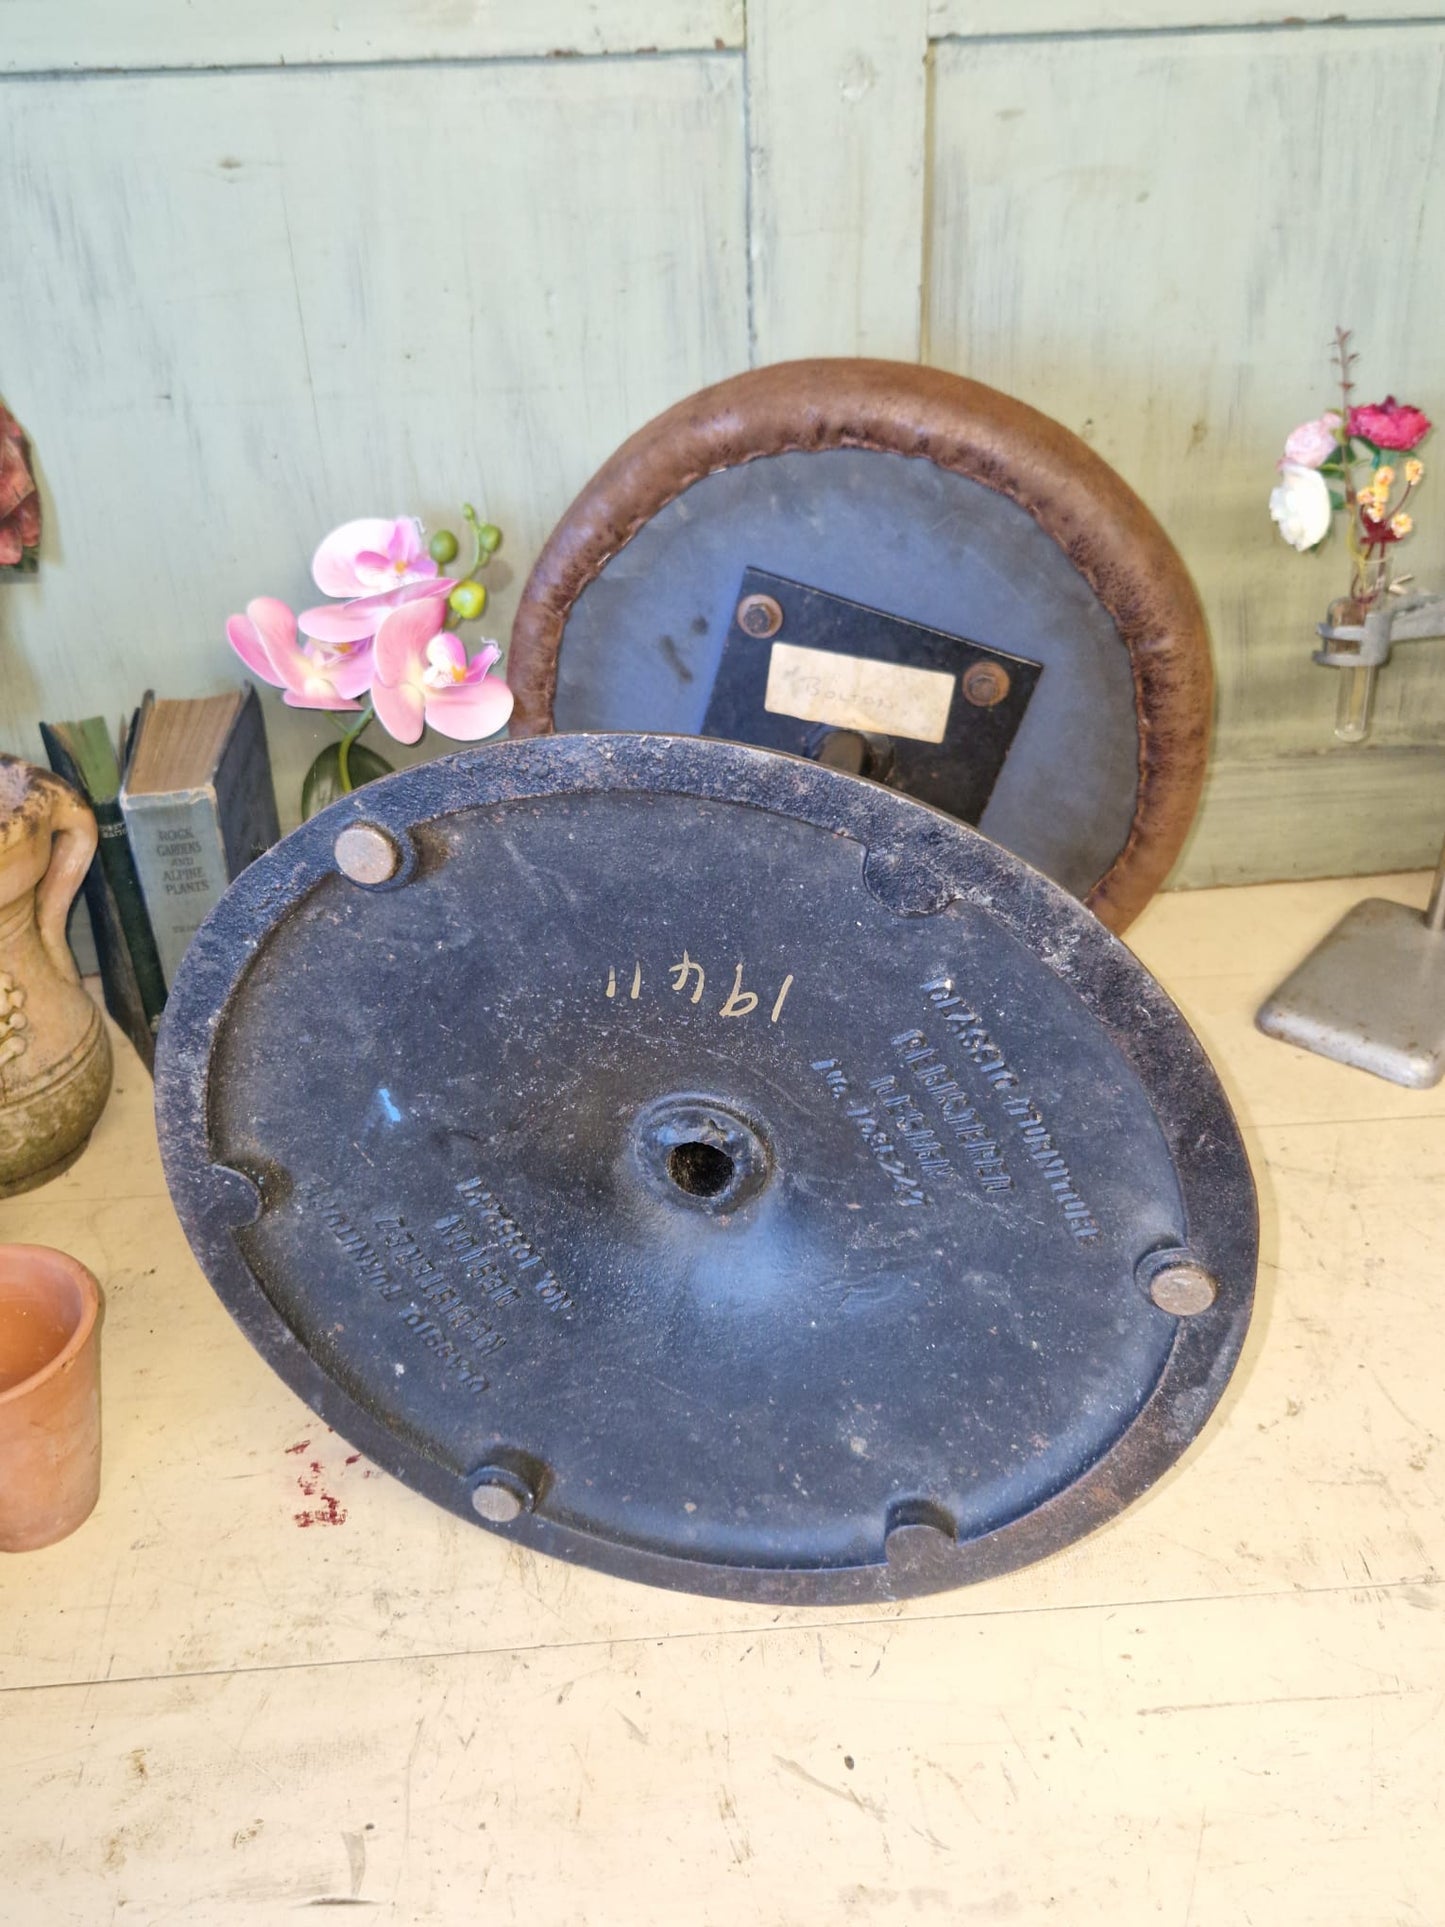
xmin=462 ymin=502 xmax=493 ymax=581
xmin=337 ymin=704 xmax=375 ymax=792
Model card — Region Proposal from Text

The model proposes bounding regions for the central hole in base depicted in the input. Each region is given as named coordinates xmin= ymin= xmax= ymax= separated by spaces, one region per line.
xmin=667 ymin=1141 xmax=736 ymax=1198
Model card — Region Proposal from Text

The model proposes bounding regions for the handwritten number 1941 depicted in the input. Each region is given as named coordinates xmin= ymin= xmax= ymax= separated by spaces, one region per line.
xmin=606 ymin=953 xmax=794 ymax=1024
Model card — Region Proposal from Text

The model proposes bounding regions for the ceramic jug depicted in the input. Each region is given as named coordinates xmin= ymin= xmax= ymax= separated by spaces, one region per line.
xmin=0 ymin=757 xmax=112 ymax=1195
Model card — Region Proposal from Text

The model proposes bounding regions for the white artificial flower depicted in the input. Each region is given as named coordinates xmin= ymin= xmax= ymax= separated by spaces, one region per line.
xmin=1269 ymin=463 xmax=1332 ymax=551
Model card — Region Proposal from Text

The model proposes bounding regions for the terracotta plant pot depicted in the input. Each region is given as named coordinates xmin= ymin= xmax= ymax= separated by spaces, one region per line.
xmin=0 ymin=1244 xmax=102 ymax=1551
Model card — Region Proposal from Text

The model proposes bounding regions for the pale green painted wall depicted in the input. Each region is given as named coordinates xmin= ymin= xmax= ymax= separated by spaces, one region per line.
xmin=2 ymin=3 xmax=1441 ymax=882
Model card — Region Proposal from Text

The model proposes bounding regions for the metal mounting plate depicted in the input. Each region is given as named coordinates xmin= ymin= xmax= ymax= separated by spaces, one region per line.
xmin=702 ymin=567 xmax=1043 ymax=824
xmin=156 ymin=735 xmax=1256 ymax=1603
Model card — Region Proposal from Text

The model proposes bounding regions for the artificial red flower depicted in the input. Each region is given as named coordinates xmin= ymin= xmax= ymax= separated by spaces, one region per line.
xmin=1348 ymin=398 xmax=1432 ymax=451
xmin=0 ymin=404 xmax=40 ymax=568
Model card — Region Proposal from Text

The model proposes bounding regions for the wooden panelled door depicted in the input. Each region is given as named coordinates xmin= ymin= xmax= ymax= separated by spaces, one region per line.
xmin=2 ymin=0 xmax=1441 ymax=882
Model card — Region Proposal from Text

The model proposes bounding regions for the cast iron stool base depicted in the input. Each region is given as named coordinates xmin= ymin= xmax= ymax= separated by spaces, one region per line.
xmin=1257 ymin=838 xmax=1445 ymax=1090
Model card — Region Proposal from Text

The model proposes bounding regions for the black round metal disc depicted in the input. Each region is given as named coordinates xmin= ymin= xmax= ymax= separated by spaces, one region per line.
xmin=156 ymin=735 xmax=1255 ymax=1603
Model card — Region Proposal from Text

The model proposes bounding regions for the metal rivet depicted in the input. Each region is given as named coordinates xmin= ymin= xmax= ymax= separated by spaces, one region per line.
xmin=470 ymin=1474 xmax=527 ymax=1524
xmin=736 ymin=593 xmax=784 ymax=640
xmin=1148 ymin=1262 xmax=1218 ymax=1317
xmin=334 ymin=822 xmax=401 ymax=886
xmin=961 ymin=660 xmax=1011 ymax=707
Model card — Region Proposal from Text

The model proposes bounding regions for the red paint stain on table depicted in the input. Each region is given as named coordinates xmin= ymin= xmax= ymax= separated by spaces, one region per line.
xmin=295 ymin=1492 xmax=347 ymax=1529
xmin=283 ymin=1430 xmax=376 ymax=1525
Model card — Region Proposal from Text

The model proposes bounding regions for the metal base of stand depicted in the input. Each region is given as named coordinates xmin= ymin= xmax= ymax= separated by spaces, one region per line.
xmin=1257 ymin=898 xmax=1445 ymax=1089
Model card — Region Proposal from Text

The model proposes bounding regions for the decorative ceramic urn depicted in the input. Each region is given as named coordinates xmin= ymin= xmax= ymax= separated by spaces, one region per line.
xmin=0 ymin=756 xmax=112 ymax=1195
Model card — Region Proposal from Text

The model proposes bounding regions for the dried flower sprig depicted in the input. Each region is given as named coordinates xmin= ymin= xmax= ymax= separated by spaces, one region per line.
xmin=1269 ymin=328 xmax=1431 ymax=620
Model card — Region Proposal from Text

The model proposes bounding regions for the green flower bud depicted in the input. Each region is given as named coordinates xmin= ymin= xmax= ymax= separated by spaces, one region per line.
xmin=428 ymin=529 xmax=460 ymax=565
xmin=449 ymin=580 xmax=487 ymax=620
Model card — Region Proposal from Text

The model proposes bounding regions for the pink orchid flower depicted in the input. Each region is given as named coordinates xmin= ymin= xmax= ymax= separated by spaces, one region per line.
xmin=298 ymin=574 xmax=454 ymax=647
xmin=311 ymin=517 xmax=438 ymax=599
xmin=372 ymin=597 xmax=513 ymax=744
xmin=225 ymin=596 xmax=366 ymax=711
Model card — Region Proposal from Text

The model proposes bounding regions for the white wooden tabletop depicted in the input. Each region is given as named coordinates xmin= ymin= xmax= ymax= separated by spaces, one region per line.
xmin=2 ymin=871 xmax=1441 ymax=1926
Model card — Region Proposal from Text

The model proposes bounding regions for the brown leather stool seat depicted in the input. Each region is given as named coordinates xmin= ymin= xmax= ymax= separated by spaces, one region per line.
xmin=509 ymin=359 xmax=1212 ymax=933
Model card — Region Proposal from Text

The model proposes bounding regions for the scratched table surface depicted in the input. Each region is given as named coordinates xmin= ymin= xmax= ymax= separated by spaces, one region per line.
xmin=1 ymin=870 xmax=1442 ymax=1926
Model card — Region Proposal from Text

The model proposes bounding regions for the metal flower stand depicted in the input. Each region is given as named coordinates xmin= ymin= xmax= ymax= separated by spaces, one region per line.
xmin=1257 ymin=593 xmax=1445 ymax=1088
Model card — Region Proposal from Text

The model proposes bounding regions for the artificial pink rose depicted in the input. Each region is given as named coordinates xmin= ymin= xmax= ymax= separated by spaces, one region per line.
xmin=311 ymin=517 xmax=438 ymax=598
xmin=371 ymin=598 xmax=513 ymax=745
xmin=1347 ymin=398 xmax=1432 ymax=451
xmin=0 ymin=404 xmax=40 ymax=568
xmin=1281 ymin=411 xmax=1342 ymax=468
xmin=225 ymin=597 xmax=367 ymax=711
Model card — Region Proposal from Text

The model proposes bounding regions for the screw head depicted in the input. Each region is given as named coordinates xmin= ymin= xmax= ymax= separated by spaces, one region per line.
xmin=334 ymin=822 xmax=401 ymax=886
xmin=469 ymin=1469 xmax=530 ymax=1523
xmin=736 ymin=593 xmax=784 ymax=640
xmin=1148 ymin=1261 xmax=1218 ymax=1317
xmin=961 ymin=660 xmax=1011 ymax=707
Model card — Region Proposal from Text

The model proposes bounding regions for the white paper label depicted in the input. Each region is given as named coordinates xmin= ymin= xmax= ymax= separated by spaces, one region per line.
xmin=763 ymin=643 xmax=956 ymax=745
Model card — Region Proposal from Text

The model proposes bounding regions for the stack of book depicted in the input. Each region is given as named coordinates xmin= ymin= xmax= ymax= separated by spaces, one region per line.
xmin=40 ymin=686 xmax=279 ymax=1070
